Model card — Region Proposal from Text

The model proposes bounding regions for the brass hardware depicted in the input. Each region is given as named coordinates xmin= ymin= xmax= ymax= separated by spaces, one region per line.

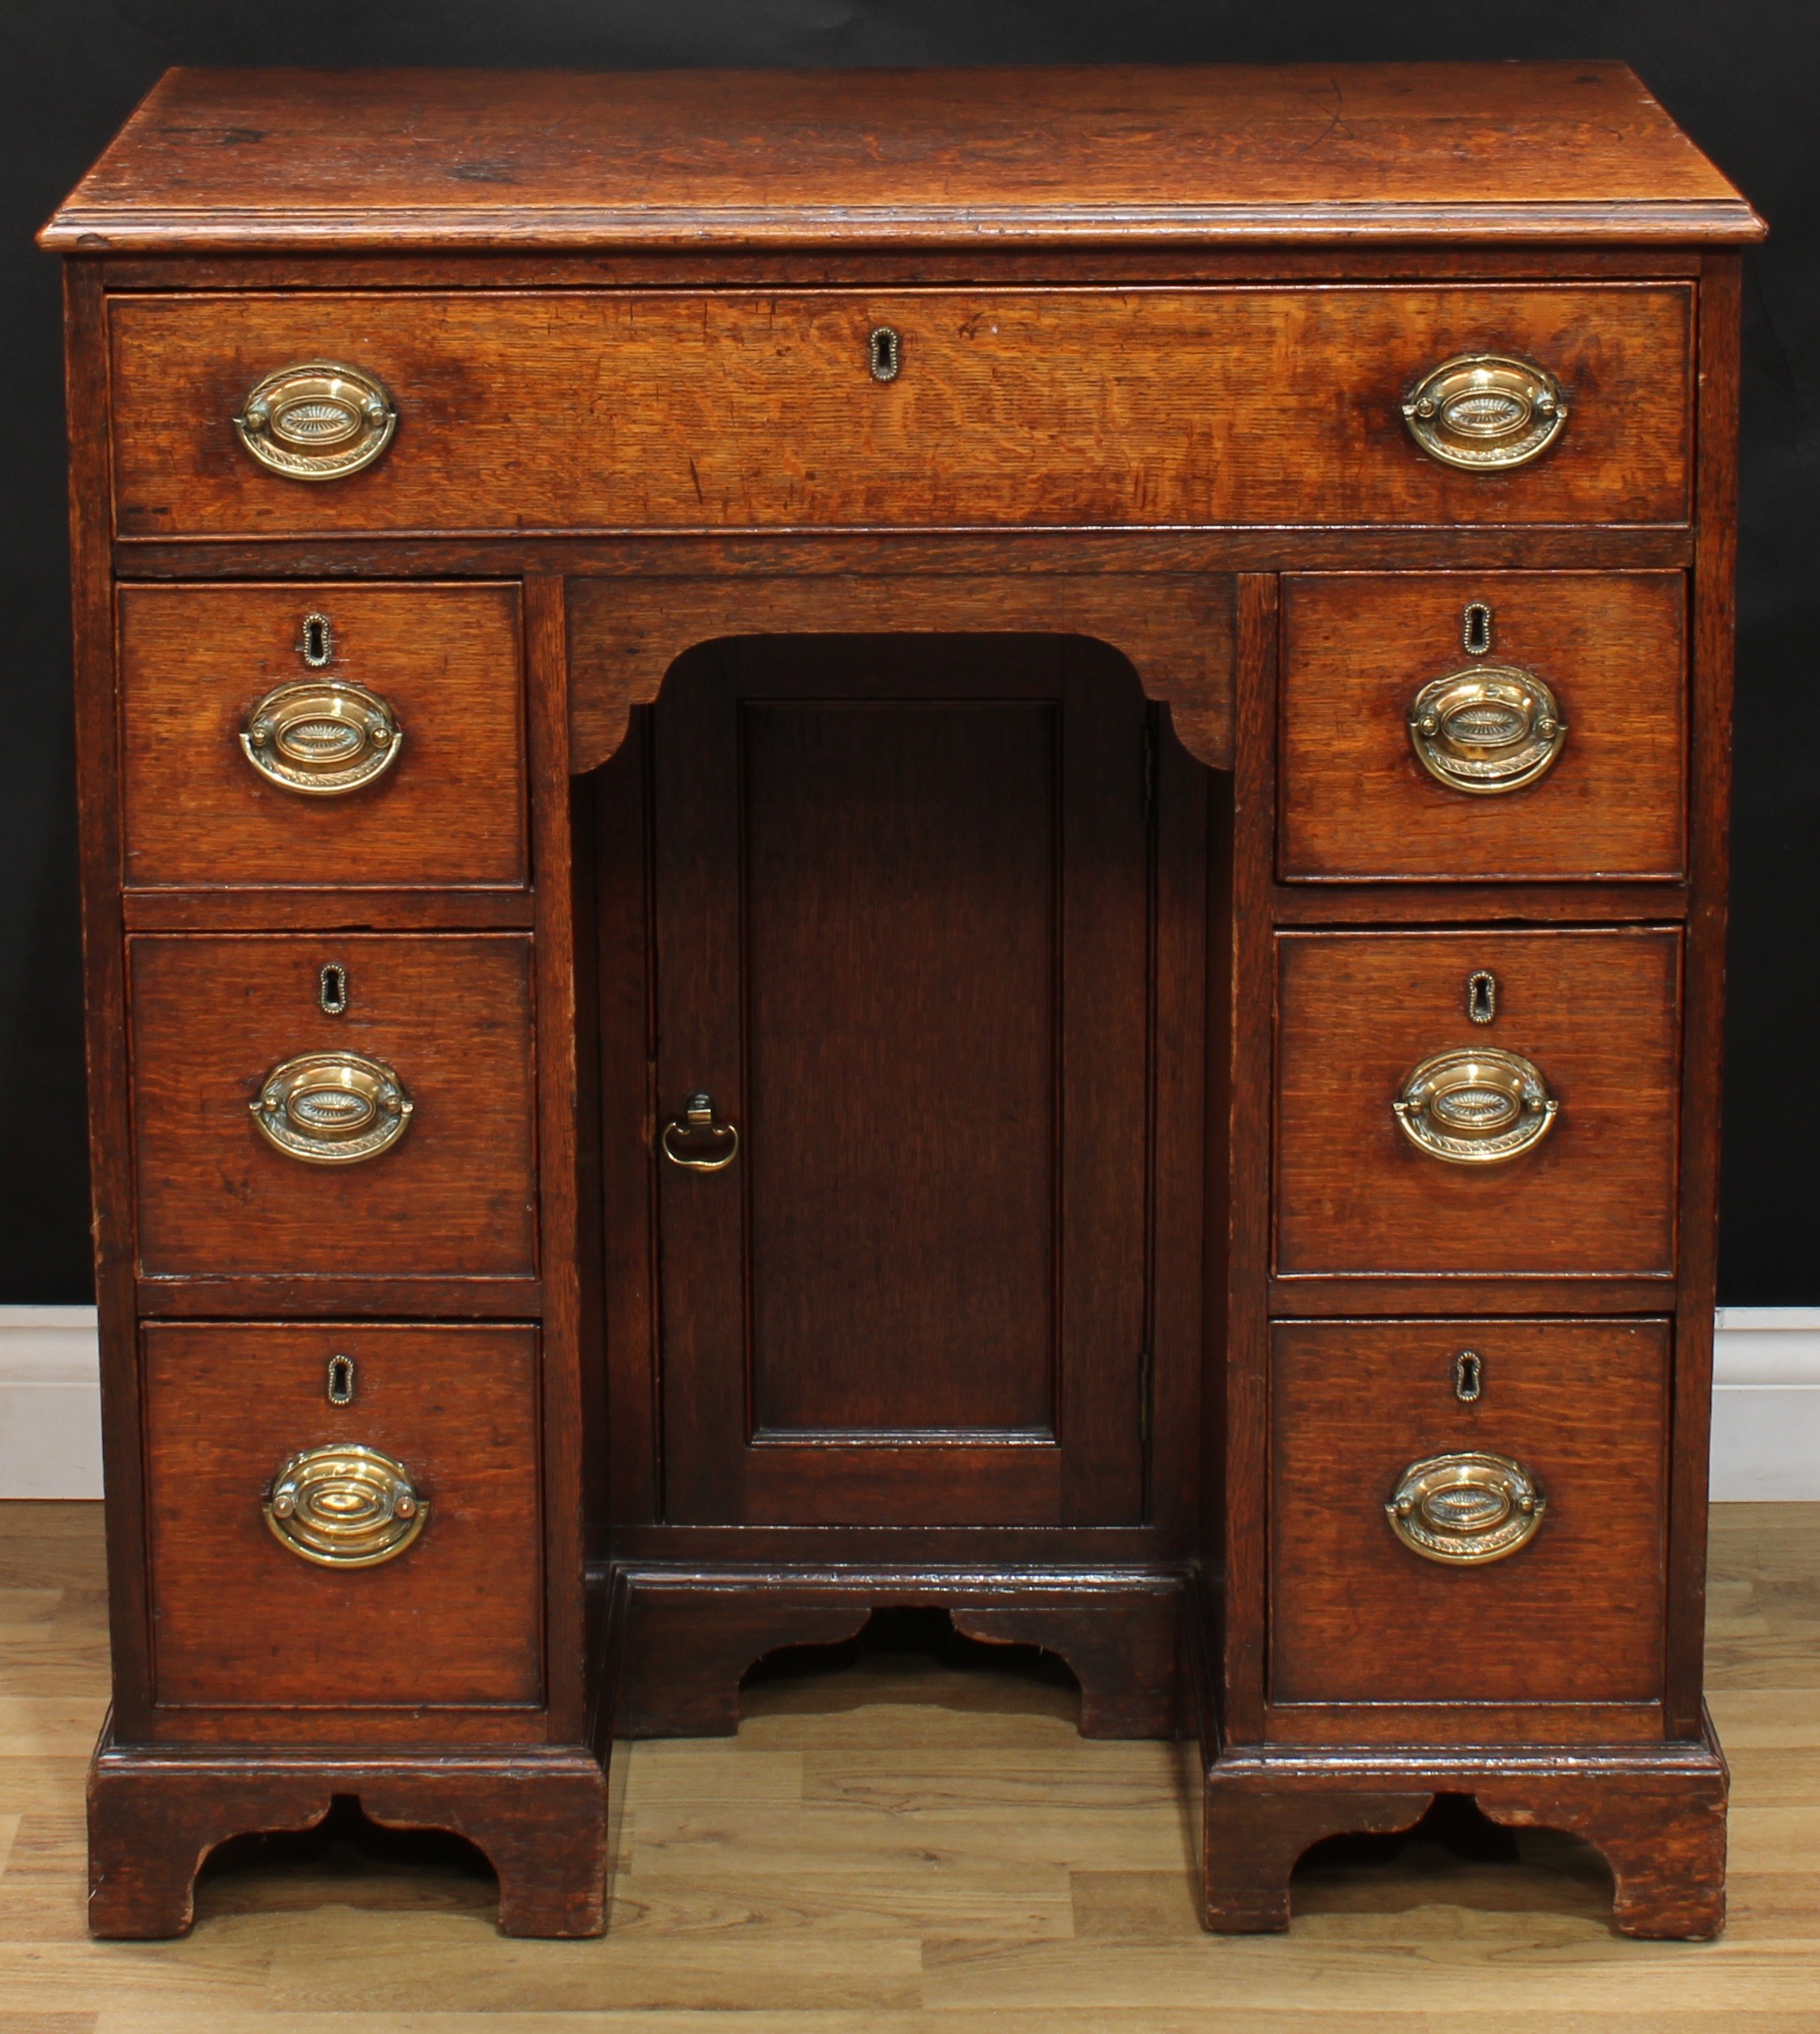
xmin=298 ymin=612 xmax=335 ymax=669
xmin=234 ymin=362 xmax=397 ymax=480
xmin=1386 ymin=1451 xmax=1544 ymax=1565
xmin=319 ymin=963 xmax=349 ymax=1017
xmin=263 ymin=1442 xmax=426 ymax=1568
xmin=1454 ymin=1350 xmax=1484 ymax=1402
xmin=251 ymin=1050 xmax=413 ymax=1165
xmin=241 ymin=676 xmax=403 ymax=796
xmin=867 ymin=326 xmax=902 ymax=383
xmin=326 ymin=1354 xmax=356 ymax=1406
xmin=1393 ymin=1046 xmax=1558 ymax=1165
xmin=1467 ymin=970 xmax=1497 ymax=1025
xmin=1407 ymin=665 xmax=1566 ymax=795
xmin=661 ymin=1090 xmax=740 ymax=1172
xmin=1462 ymin=602 xmax=1493 ymax=656
xmin=1402 ymin=353 xmax=1568 ymax=470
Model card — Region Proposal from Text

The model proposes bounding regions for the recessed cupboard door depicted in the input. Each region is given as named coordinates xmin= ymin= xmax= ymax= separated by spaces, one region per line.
xmin=651 ymin=635 xmax=1171 ymax=1527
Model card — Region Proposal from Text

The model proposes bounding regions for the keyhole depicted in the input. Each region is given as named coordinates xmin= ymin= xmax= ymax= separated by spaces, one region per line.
xmin=300 ymin=613 xmax=334 ymax=668
xmin=867 ymin=326 xmax=902 ymax=383
xmin=327 ymin=1354 xmax=356 ymax=1405
xmin=1467 ymin=970 xmax=1497 ymax=1025
xmin=1454 ymin=1350 xmax=1483 ymax=1402
xmin=1462 ymin=602 xmax=1493 ymax=657
xmin=319 ymin=962 xmax=349 ymax=1016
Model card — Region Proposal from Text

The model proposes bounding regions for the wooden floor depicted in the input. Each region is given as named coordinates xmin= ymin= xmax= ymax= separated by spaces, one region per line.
xmin=2 ymin=1503 xmax=1818 ymax=2030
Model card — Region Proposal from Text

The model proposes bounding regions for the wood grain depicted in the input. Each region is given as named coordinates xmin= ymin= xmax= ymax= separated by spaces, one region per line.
xmin=119 ymin=582 xmax=527 ymax=891
xmin=1278 ymin=571 xmax=1687 ymax=880
xmin=130 ymin=932 xmax=537 ymax=1282
xmin=108 ymin=285 xmax=1693 ymax=537
xmin=1274 ymin=928 xmax=1681 ymax=1278
xmin=141 ymin=1323 xmax=543 ymax=1719
xmin=1269 ymin=1317 xmax=1668 ymax=1723
xmin=39 ymin=65 xmax=1763 ymax=251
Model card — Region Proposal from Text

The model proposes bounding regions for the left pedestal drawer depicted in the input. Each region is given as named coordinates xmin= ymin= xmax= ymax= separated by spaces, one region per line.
xmin=143 ymin=1322 xmax=543 ymax=1714
xmin=129 ymin=932 xmax=537 ymax=1284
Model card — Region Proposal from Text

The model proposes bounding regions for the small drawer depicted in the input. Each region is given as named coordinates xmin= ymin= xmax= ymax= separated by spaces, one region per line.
xmin=107 ymin=285 xmax=1690 ymax=536
xmin=1274 ymin=929 xmax=1679 ymax=1278
xmin=1278 ymin=572 xmax=1687 ymax=881
xmin=143 ymin=1322 xmax=542 ymax=1715
xmin=131 ymin=932 xmax=536 ymax=1282
xmin=1270 ymin=1318 xmax=1668 ymax=1736
xmin=119 ymin=582 xmax=526 ymax=890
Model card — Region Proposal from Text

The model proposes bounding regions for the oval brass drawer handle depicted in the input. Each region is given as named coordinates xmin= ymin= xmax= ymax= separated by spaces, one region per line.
xmin=251 ymin=1050 xmax=413 ymax=1165
xmin=264 ymin=1442 xmax=426 ymax=1567
xmin=1387 ymin=1450 xmax=1545 ymax=1565
xmin=1402 ymin=352 xmax=1568 ymax=470
xmin=1407 ymin=666 xmax=1565 ymax=795
xmin=1392 ymin=1045 xmax=1557 ymax=1165
xmin=234 ymin=362 xmax=397 ymax=481
xmin=242 ymin=677 xmax=403 ymax=795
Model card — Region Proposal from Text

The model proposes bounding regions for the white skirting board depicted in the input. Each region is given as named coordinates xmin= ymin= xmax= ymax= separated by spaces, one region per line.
xmin=2 ymin=1304 xmax=1818 ymax=1501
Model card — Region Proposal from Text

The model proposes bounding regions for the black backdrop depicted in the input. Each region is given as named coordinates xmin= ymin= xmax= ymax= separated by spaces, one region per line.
xmin=4 ymin=2 xmax=1815 ymax=1302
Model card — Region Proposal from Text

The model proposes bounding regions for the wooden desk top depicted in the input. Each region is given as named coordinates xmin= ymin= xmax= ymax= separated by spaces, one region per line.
xmin=41 ymin=62 xmax=1762 ymax=254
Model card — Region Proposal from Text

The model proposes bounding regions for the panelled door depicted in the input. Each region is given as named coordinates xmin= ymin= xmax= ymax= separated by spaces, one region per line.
xmin=651 ymin=634 xmax=1159 ymax=1527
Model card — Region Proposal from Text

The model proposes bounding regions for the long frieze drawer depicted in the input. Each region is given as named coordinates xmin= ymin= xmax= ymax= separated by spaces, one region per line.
xmin=1278 ymin=571 xmax=1687 ymax=882
xmin=130 ymin=933 xmax=537 ymax=1281
xmin=108 ymin=285 xmax=1691 ymax=536
xmin=119 ymin=582 xmax=527 ymax=891
xmin=1274 ymin=929 xmax=1679 ymax=1278
xmin=143 ymin=1321 xmax=542 ymax=1715
xmin=1269 ymin=1318 xmax=1668 ymax=1736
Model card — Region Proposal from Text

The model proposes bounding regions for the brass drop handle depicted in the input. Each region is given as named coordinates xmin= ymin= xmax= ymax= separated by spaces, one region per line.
xmin=1393 ymin=1046 xmax=1557 ymax=1165
xmin=251 ymin=1050 xmax=413 ymax=1165
xmin=1407 ymin=666 xmax=1565 ymax=795
xmin=1402 ymin=352 xmax=1568 ymax=470
xmin=242 ymin=677 xmax=402 ymax=795
xmin=234 ymin=361 xmax=397 ymax=480
xmin=1386 ymin=1451 xmax=1545 ymax=1565
xmin=661 ymin=1091 xmax=740 ymax=1172
xmin=264 ymin=1442 xmax=426 ymax=1567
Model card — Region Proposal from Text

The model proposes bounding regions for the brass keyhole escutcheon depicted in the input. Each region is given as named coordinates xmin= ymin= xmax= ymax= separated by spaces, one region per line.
xmin=661 ymin=1091 xmax=740 ymax=1172
xmin=867 ymin=326 xmax=902 ymax=383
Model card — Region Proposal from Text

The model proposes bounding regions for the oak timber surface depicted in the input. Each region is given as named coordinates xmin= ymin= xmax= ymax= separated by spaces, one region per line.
xmin=0 ymin=1500 xmax=1815 ymax=2028
xmin=39 ymin=64 xmax=1764 ymax=252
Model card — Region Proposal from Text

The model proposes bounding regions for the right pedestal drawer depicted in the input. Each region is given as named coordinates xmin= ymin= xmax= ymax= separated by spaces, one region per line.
xmin=1274 ymin=928 xmax=1680 ymax=1278
xmin=1270 ymin=1317 xmax=1669 ymax=1741
xmin=1278 ymin=571 xmax=1687 ymax=883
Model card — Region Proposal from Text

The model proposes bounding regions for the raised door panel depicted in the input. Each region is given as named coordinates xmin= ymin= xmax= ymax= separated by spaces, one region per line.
xmin=109 ymin=285 xmax=1689 ymax=536
xmin=652 ymin=636 xmax=1161 ymax=1527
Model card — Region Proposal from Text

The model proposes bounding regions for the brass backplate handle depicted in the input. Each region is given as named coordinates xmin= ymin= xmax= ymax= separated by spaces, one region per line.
xmin=264 ymin=1442 xmax=426 ymax=1567
xmin=1393 ymin=1045 xmax=1557 ymax=1165
xmin=1386 ymin=1450 xmax=1545 ymax=1565
xmin=251 ymin=1050 xmax=413 ymax=1165
xmin=234 ymin=362 xmax=397 ymax=480
xmin=1407 ymin=665 xmax=1565 ymax=795
xmin=1402 ymin=352 xmax=1568 ymax=470
xmin=242 ymin=677 xmax=402 ymax=795
xmin=661 ymin=1091 xmax=740 ymax=1172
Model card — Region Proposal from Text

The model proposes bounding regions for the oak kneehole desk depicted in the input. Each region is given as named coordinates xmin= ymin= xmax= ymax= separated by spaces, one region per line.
xmin=41 ymin=62 xmax=1761 ymax=1939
